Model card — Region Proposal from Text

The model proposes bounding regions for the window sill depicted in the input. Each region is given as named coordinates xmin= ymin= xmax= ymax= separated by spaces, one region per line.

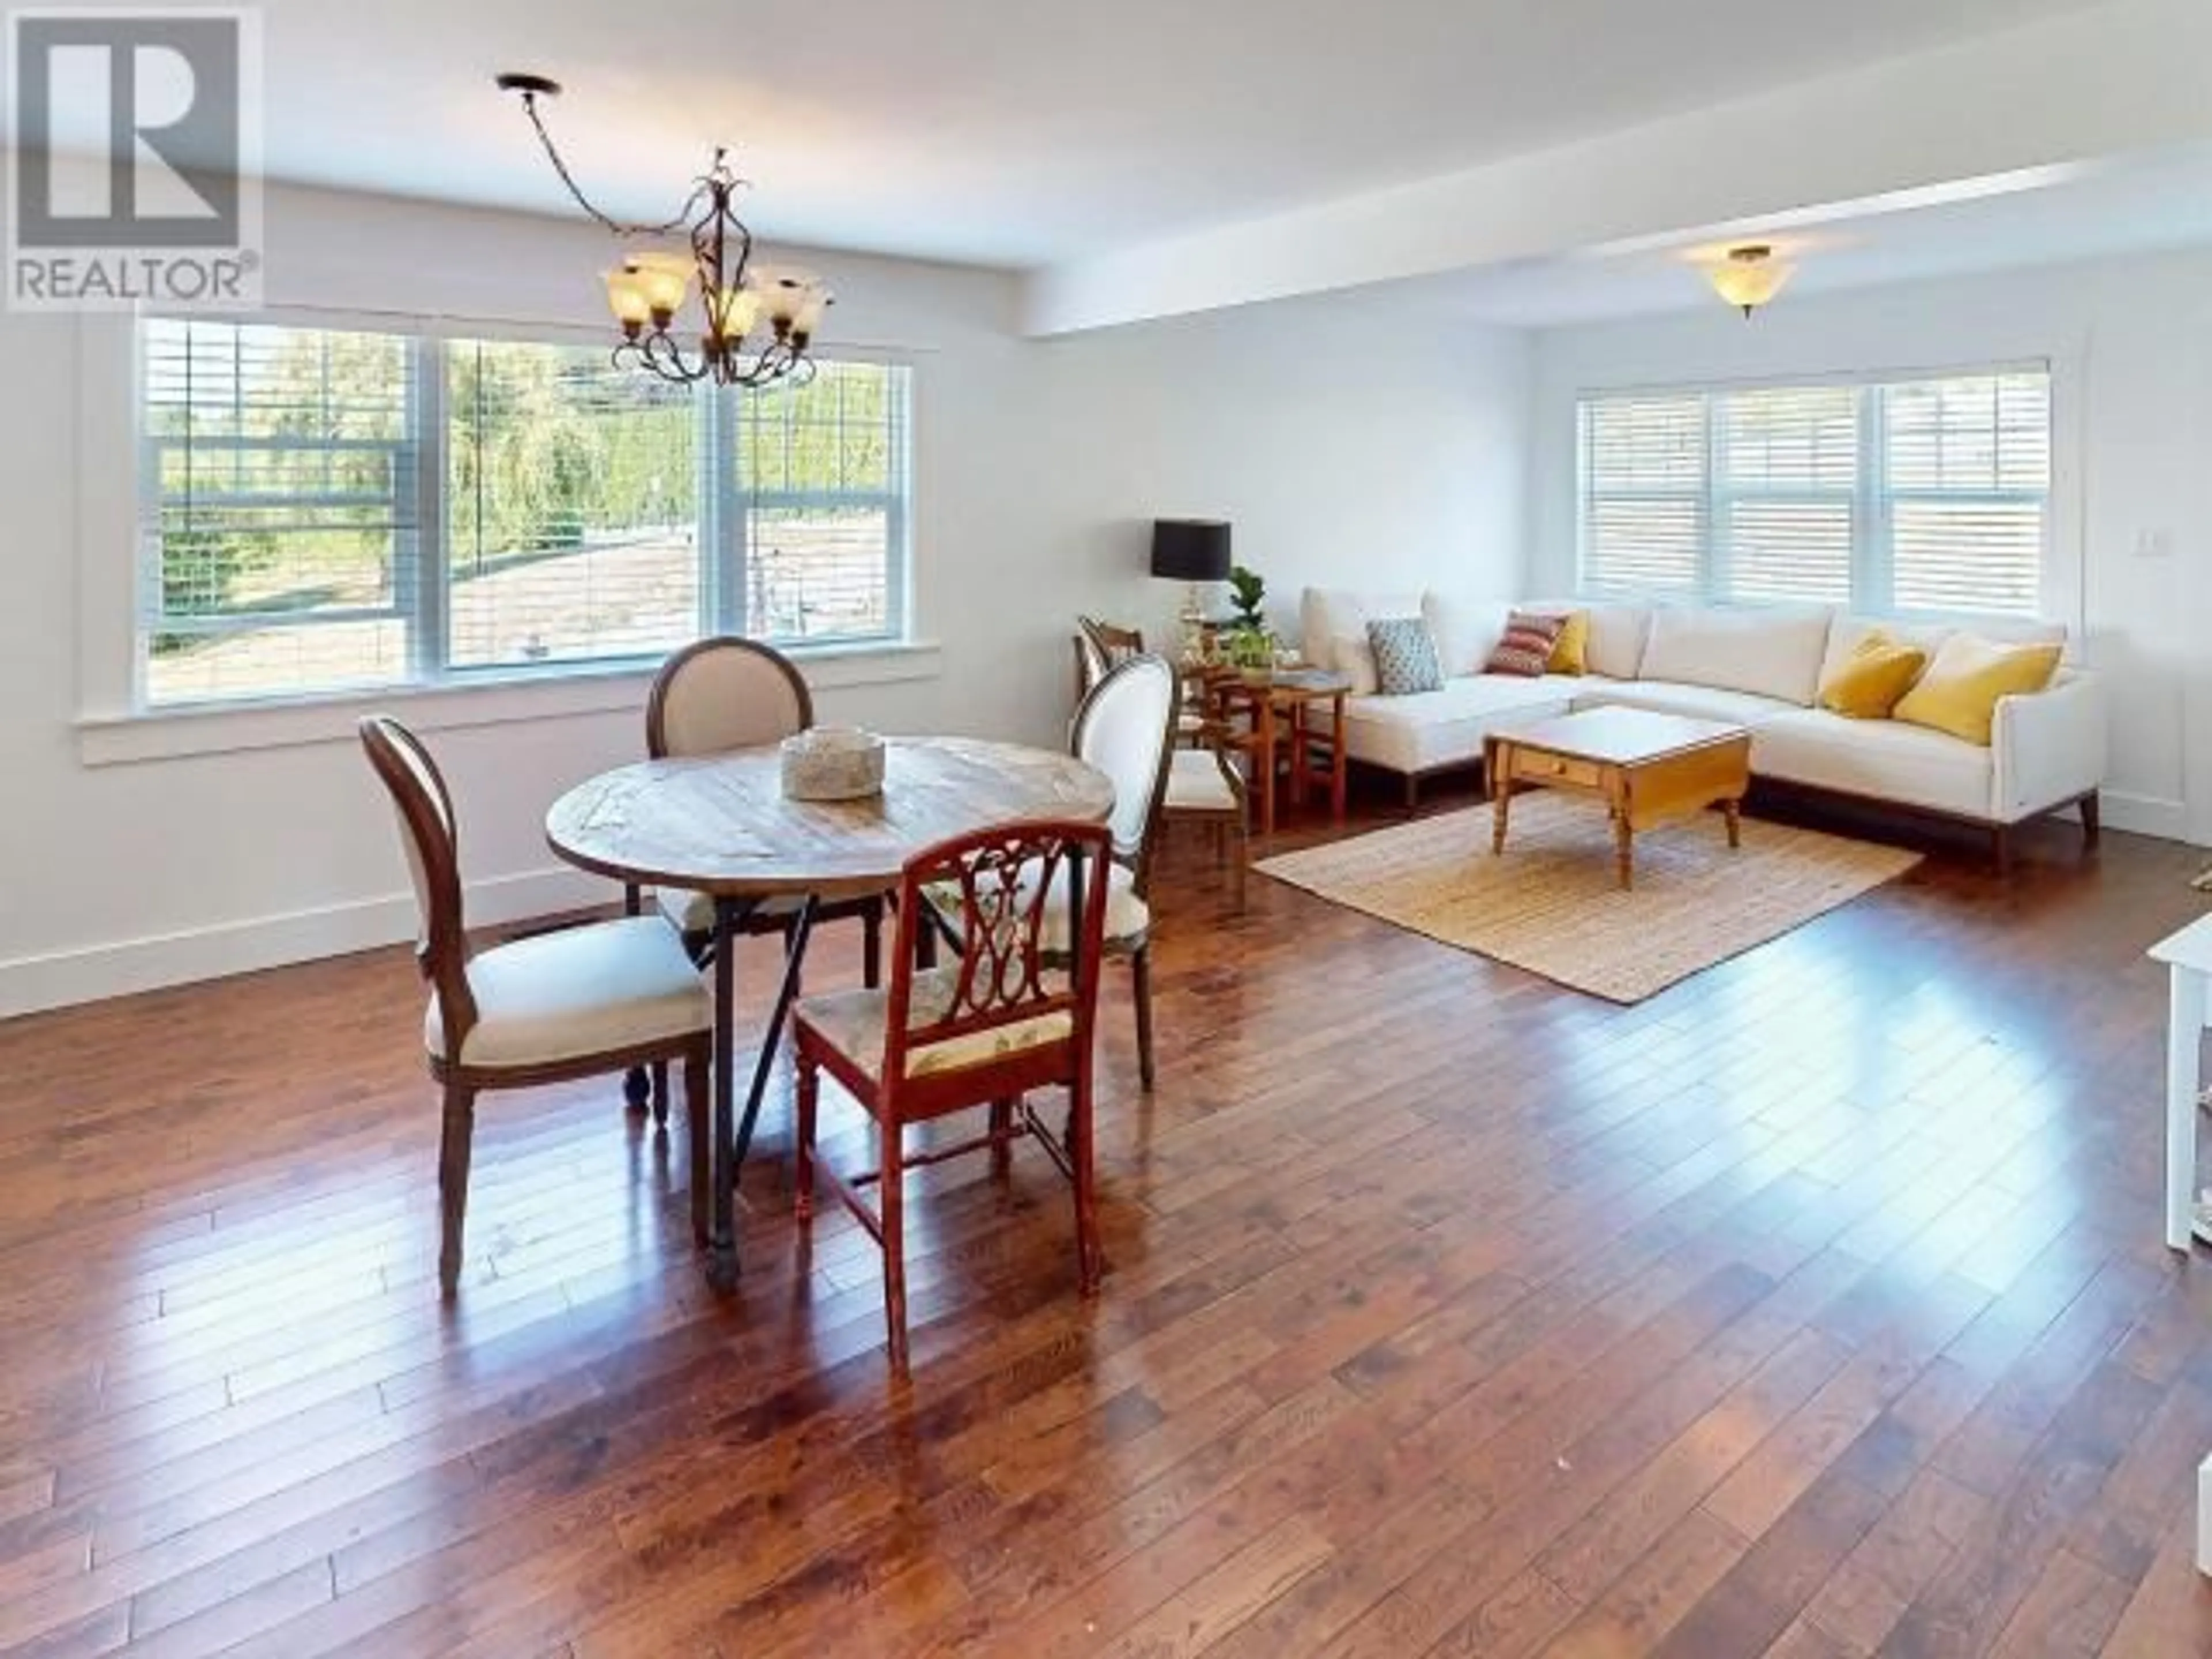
xmin=75 ymin=639 xmax=944 ymax=767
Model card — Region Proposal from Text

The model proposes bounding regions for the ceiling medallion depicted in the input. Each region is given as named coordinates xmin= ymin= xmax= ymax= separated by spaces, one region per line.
xmin=497 ymin=73 xmax=830 ymax=388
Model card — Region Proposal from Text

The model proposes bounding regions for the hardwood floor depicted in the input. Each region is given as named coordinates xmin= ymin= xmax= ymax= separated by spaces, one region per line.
xmin=2 ymin=794 xmax=2210 ymax=1656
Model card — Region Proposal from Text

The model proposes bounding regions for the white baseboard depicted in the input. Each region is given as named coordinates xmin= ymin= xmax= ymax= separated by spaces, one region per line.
xmin=2099 ymin=790 xmax=2197 ymax=845
xmin=0 ymin=866 xmax=611 ymax=1021
xmin=4 ymin=787 xmax=2203 ymax=1021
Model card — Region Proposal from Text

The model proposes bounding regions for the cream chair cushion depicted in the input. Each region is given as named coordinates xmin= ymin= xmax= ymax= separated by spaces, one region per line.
xmin=654 ymin=885 xmax=810 ymax=937
xmin=1166 ymin=750 xmax=1240 ymax=813
xmin=428 ymin=916 xmax=710 ymax=1069
xmin=798 ymin=967 xmax=1072 ymax=1082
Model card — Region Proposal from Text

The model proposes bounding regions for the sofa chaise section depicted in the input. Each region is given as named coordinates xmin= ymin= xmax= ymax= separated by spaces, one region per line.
xmin=1297 ymin=586 xmax=2106 ymax=861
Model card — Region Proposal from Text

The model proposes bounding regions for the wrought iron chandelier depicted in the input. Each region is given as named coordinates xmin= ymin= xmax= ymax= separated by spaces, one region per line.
xmin=497 ymin=73 xmax=830 ymax=389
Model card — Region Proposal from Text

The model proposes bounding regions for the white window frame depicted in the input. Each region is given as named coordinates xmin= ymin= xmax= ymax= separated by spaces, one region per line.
xmin=73 ymin=312 xmax=938 ymax=766
xmin=1574 ymin=358 xmax=2076 ymax=630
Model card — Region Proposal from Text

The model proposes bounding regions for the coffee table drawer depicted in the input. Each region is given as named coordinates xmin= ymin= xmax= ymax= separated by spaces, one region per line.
xmin=1510 ymin=749 xmax=1605 ymax=790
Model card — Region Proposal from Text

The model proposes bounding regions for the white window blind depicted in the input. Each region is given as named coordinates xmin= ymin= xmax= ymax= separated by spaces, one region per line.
xmin=137 ymin=319 xmax=913 ymax=707
xmin=1714 ymin=384 xmax=1856 ymax=606
xmin=141 ymin=321 xmax=419 ymax=704
xmin=1880 ymin=372 xmax=2048 ymax=617
xmin=446 ymin=339 xmax=702 ymax=671
xmin=730 ymin=360 xmax=907 ymax=644
xmin=1579 ymin=393 xmax=1707 ymax=599
xmin=1578 ymin=366 xmax=2050 ymax=620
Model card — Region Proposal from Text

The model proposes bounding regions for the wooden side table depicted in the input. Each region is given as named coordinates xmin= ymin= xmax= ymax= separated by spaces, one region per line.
xmin=1207 ymin=669 xmax=1350 ymax=836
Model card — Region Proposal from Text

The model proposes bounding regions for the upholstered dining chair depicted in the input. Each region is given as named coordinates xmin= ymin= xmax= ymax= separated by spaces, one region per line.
xmin=1075 ymin=624 xmax=1249 ymax=912
xmin=628 ymin=637 xmax=890 ymax=1108
xmin=942 ymin=653 xmax=1177 ymax=1089
xmin=793 ymin=817 xmax=1114 ymax=1378
xmin=359 ymin=716 xmax=713 ymax=1296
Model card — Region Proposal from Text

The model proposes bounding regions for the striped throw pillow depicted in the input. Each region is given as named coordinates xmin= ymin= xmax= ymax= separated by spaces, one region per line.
xmin=1484 ymin=611 xmax=1567 ymax=678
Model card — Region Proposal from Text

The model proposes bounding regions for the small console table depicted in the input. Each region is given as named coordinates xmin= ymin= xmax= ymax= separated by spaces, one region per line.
xmin=2145 ymin=912 xmax=2212 ymax=1574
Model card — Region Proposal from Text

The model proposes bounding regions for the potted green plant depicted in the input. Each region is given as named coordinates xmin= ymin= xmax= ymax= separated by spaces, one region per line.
xmin=1224 ymin=565 xmax=1275 ymax=675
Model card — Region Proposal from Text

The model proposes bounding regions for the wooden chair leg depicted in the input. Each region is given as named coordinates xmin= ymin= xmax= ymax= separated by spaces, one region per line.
xmin=989 ymin=1097 xmax=1014 ymax=1183
xmin=881 ymin=1116 xmax=909 ymax=1379
xmin=683 ymin=1046 xmax=710 ymax=1246
xmin=2081 ymin=791 xmax=2101 ymax=848
xmin=1230 ymin=816 xmax=1248 ymax=913
xmin=437 ymin=1083 xmax=476 ymax=1297
xmin=1070 ymin=1077 xmax=1101 ymax=1296
xmin=863 ymin=900 xmax=884 ymax=990
xmin=1131 ymin=942 xmax=1156 ymax=1093
xmin=650 ymin=1060 xmax=671 ymax=1127
xmin=794 ymin=1055 xmax=819 ymax=1221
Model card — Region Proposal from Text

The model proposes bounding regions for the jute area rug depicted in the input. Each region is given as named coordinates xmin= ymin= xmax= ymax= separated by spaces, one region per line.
xmin=1257 ymin=794 xmax=1922 ymax=1004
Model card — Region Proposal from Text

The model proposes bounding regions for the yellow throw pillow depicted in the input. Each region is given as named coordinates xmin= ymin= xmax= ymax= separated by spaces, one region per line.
xmin=1546 ymin=611 xmax=1590 ymax=676
xmin=1817 ymin=632 xmax=1927 ymax=719
xmin=1892 ymin=634 xmax=2063 ymax=745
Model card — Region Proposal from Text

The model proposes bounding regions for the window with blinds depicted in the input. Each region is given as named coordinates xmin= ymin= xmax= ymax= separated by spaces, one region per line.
xmin=1578 ymin=367 xmax=2050 ymax=619
xmin=141 ymin=322 xmax=420 ymax=704
xmin=137 ymin=319 xmax=912 ymax=707
xmin=730 ymin=361 xmax=907 ymax=645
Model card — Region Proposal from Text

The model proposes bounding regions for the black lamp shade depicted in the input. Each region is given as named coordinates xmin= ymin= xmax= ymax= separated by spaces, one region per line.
xmin=1150 ymin=519 xmax=1232 ymax=583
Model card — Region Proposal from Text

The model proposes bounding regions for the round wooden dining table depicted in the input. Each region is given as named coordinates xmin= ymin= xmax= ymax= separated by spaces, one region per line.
xmin=545 ymin=734 xmax=1116 ymax=1289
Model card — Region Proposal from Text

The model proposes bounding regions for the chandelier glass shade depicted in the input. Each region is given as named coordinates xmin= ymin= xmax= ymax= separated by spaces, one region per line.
xmin=499 ymin=74 xmax=830 ymax=388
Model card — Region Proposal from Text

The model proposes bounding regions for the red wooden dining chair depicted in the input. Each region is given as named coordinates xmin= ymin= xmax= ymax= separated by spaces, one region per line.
xmin=792 ymin=818 xmax=1113 ymax=1378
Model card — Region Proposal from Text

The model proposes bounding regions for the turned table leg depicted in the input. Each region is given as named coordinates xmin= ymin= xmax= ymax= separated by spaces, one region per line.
xmin=1490 ymin=744 xmax=1514 ymax=854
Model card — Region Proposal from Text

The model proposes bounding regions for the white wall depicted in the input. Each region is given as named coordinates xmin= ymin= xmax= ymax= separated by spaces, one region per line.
xmin=1528 ymin=246 xmax=2212 ymax=847
xmin=1029 ymin=299 xmax=1530 ymax=651
xmin=0 ymin=184 xmax=1528 ymax=1016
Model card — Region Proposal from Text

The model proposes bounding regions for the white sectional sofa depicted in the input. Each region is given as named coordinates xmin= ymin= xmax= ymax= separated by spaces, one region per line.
xmin=1300 ymin=589 xmax=2107 ymax=865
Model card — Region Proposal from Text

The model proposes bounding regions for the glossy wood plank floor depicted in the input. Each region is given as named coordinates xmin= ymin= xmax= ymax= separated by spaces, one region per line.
xmin=4 ymin=793 xmax=2212 ymax=1657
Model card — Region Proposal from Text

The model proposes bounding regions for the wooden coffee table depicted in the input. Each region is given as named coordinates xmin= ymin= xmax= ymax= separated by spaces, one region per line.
xmin=1485 ymin=709 xmax=1752 ymax=889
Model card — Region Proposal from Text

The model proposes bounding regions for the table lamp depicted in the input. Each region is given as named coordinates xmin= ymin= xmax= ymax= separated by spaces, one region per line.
xmin=1150 ymin=518 xmax=1232 ymax=664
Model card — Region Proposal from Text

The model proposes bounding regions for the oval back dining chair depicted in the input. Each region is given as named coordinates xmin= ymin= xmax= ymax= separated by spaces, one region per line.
xmin=646 ymin=635 xmax=813 ymax=759
xmin=1069 ymin=653 xmax=1179 ymax=1089
xmin=641 ymin=637 xmax=888 ymax=974
xmin=793 ymin=817 xmax=1114 ymax=1378
xmin=921 ymin=654 xmax=1179 ymax=1089
xmin=1073 ymin=621 xmax=1249 ymax=913
xmin=359 ymin=715 xmax=713 ymax=1296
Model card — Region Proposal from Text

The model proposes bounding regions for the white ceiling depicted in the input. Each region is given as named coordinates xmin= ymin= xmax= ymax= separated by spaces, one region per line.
xmin=1393 ymin=145 xmax=2212 ymax=327
xmin=30 ymin=0 xmax=2112 ymax=267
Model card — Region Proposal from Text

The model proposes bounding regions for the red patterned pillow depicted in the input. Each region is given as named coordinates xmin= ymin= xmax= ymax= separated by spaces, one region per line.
xmin=1484 ymin=611 xmax=1567 ymax=678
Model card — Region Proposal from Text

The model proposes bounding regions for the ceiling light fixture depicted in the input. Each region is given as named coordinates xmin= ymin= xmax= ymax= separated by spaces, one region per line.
xmin=1707 ymin=244 xmax=1793 ymax=319
xmin=497 ymin=73 xmax=830 ymax=388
